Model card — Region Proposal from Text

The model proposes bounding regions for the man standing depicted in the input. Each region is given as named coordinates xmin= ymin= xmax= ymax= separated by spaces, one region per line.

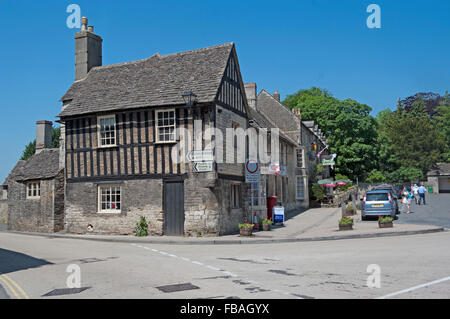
xmin=412 ymin=184 xmax=419 ymax=204
xmin=418 ymin=184 xmax=427 ymax=205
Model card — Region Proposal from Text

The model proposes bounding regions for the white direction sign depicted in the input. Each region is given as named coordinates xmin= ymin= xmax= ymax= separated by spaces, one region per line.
xmin=245 ymin=159 xmax=260 ymax=183
xmin=187 ymin=149 xmax=214 ymax=162
xmin=193 ymin=161 xmax=213 ymax=173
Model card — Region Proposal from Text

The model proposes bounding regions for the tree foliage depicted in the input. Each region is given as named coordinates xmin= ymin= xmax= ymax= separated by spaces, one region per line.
xmin=20 ymin=127 xmax=61 ymax=161
xmin=283 ymin=87 xmax=378 ymax=181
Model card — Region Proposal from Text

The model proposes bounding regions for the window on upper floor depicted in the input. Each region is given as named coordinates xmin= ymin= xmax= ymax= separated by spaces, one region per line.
xmin=156 ymin=110 xmax=176 ymax=143
xmin=26 ymin=181 xmax=40 ymax=199
xmin=98 ymin=115 xmax=116 ymax=147
xmin=296 ymin=149 xmax=304 ymax=168
xmin=2 ymin=185 xmax=8 ymax=200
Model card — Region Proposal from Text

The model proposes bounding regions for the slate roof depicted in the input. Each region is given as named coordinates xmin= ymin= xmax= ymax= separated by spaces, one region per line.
xmin=59 ymin=43 xmax=235 ymax=117
xmin=256 ymin=90 xmax=300 ymax=143
xmin=6 ymin=149 xmax=61 ymax=182
xmin=248 ymin=108 xmax=298 ymax=146
xmin=427 ymin=163 xmax=450 ymax=176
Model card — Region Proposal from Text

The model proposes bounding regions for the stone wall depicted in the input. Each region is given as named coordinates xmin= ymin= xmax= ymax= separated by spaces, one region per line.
xmin=65 ymin=179 xmax=164 ymax=235
xmin=0 ymin=200 xmax=7 ymax=224
xmin=7 ymin=178 xmax=59 ymax=233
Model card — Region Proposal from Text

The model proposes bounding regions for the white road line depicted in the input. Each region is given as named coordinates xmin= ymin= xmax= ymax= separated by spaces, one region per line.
xmin=191 ymin=261 xmax=204 ymax=266
xmin=377 ymin=276 xmax=450 ymax=299
xmin=151 ymin=249 xmax=159 ymax=252
xmin=181 ymin=257 xmax=191 ymax=262
xmin=206 ymin=265 xmax=220 ymax=271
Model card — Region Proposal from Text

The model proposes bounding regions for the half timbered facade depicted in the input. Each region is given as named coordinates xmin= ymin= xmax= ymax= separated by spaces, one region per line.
xmin=59 ymin=19 xmax=251 ymax=236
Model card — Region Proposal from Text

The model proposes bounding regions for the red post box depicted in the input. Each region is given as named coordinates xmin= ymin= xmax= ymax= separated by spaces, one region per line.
xmin=267 ymin=196 xmax=278 ymax=220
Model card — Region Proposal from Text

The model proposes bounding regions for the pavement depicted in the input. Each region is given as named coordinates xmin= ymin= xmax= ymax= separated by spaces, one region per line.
xmin=3 ymin=204 xmax=445 ymax=245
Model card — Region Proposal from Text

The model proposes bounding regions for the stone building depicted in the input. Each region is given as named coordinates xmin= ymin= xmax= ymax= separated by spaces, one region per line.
xmin=1 ymin=121 xmax=65 ymax=232
xmin=426 ymin=163 xmax=450 ymax=193
xmin=58 ymin=17 xmax=253 ymax=236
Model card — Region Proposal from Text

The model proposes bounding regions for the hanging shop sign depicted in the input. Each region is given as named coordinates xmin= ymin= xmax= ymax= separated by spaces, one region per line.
xmin=322 ymin=154 xmax=337 ymax=166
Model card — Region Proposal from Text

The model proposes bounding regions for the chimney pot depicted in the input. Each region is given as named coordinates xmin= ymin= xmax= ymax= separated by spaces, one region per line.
xmin=88 ymin=25 xmax=94 ymax=32
xmin=273 ymin=90 xmax=280 ymax=102
xmin=81 ymin=17 xmax=88 ymax=31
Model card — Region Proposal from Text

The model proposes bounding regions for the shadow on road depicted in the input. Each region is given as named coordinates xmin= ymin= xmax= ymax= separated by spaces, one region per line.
xmin=0 ymin=248 xmax=52 ymax=275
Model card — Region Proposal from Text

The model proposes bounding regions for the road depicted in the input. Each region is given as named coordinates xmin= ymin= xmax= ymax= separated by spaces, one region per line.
xmin=396 ymin=193 xmax=450 ymax=228
xmin=0 ymin=230 xmax=449 ymax=299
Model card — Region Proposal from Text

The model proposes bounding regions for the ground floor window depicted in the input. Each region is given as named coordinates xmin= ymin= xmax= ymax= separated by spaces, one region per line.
xmin=98 ymin=185 xmax=121 ymax=212
xmin=248 ymin=179 xmax=267 ymax=208
xmin=296 ymin=176 xmax=305 ymax=200
xmin=26 ymin=181 xmax=40 ymax=199
xmin=231 ymin=183 xmax=241 ymax=209
xmin=2 ymin=185 xmax=7 ymax=200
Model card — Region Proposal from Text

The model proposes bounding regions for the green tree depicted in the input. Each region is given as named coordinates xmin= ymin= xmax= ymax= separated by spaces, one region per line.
xmin=434 ymin=91 xmax=450 ymax=161
xmin=366 ymin=169 xmax=386 ymax=184
xmin=384 ymin=107 xmax=446 ymax=174
xmin=20 ymin=127 xmax=61 ymax=161
xmin=283 ymin=88 xmax=379 ymax=181
xmin=387 ymin=167 xmax=423 ymax=184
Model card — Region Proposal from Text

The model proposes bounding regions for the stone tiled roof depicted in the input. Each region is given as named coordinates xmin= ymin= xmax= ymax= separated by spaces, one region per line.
xmin=427 ymin=163 xmax=450 ymax=176
xmin=7 ymin=149 xmax=61 ymax=182
xmin=59 ymin=43 xmax=235 ymax=117
xmin=248 ymin=107 xmax=298 ymax=146
xmin=256 ymin=90 xmax=301 ymax=143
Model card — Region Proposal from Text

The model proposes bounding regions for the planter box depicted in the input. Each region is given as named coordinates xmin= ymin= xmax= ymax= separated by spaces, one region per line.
xmin=343 ymin=210 xmax=355 ymax=217
xmin=378 ymin=221 xmax=393 ymax=228
xmin=339 ymin=223 xmax=353 ymax=231
xmin=262 ymin=223 xmax=271 ymax=231
xmin=239 ymin=227 xmax=253 ymax=236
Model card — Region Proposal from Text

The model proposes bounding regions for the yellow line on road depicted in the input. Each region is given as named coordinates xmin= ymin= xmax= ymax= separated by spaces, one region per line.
xmin=1 ymin=274 xmax=30 ymax=299
xmin=0 ymin=275 xmax=21 ymax=299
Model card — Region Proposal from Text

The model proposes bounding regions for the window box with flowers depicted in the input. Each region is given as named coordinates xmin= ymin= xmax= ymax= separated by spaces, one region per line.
xmin=378 ymin=216 xmax=393 ymax=228
xmin=238 ymin=220 xmax=254 ymax=236
xmin=261 ymin=217 xmax=272 ymax=231
xmin=338 ymin=216 xmax=354 ymax=231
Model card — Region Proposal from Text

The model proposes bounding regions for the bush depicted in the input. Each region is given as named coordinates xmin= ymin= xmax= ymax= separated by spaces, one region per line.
xmin=366 ymin=169 xmax=386 ymax=184
xmin=311 ymin=183 xmax=324 ymax=201
xmin=378 ymin=216 xmax=393 ymax=223
xmin=346 ymin=204 xmax=354 ymax=212
xmin=135 ymin=216 xmax=148 ymax=237
xmin=339 ymin=216 xmax=354 ymax=225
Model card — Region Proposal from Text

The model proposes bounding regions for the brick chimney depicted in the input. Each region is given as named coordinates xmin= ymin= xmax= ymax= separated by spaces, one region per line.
xmin=273 ymin=90 xmax=280 ymax=102
xmin=36 ymin=121 xmax=53 ymax=154
xmin=244 ymin=83 xmax=257 ymax=109
xmin=75 ymin=17 xmax=102 ymax=81
xmin=292 ymin=108 xmax=302 ymax=120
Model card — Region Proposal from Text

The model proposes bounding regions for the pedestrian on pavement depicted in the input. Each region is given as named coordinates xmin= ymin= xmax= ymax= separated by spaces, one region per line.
xmin=412 ymin=184 xmax=419 ymax=204
xmin=402 ymin=187 xmax=411 ymax=214
xmin=418 ymin=184 xmax=427 ymax=205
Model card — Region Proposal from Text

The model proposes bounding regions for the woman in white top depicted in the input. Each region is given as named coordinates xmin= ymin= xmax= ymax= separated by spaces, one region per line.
xmin=402 ymin=188 xmax=411 ymax=214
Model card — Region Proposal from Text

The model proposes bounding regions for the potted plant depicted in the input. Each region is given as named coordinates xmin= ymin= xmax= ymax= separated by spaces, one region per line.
xmin=378 ymin=216 xmax=393 ymax=228
xmin=261 ymin=216 xmax=272 ymax=231
xmin=343 ymin=204 xmax=355 ymax=217
xmin=239 ymin=220 xmax=254 ymax=236
xmin=338 ymin=216 xmax=354 ymax=231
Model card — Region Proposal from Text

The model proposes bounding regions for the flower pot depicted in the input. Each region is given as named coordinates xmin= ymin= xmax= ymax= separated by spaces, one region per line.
xmin=262 ymin=223 xmax=271 ymax=231
xmin=339 ymin=223 xmax=353 ymax=231
xmin=378 ymin=221 xmax=393 ymax=228
xmin=253 ymin=223 xmax=259 ymax=231
xmin=240 ymin=227 xmax=253 ymax=236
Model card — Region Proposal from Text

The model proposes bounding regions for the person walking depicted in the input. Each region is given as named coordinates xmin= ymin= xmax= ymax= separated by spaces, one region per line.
xmin=412 ymin=184 xmax=419 ymax=204
xmin=418 ymin=184 xmax=427 ymax=205
xmin=402 ymin=187 xmax=411 ymax=214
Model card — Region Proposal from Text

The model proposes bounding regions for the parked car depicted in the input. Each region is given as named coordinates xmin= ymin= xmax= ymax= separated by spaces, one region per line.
xmin=372 ymin=184 xmax=399 ymax=214
xmin=394 ymin=185 xmax=412 ymax=199
xmin=361 ymin=190 xmax=397 ymax=221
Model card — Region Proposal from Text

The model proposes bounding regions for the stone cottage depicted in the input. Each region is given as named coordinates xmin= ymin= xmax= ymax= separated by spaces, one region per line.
xmin=2 ymin=121 xmax=65 ymax=232
xmin=58 ymin=17 xmax=253 ymax=236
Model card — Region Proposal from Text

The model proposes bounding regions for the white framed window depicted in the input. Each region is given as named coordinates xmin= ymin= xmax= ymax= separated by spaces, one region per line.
xmin=296 ymin=149 xmax=304 ymax=168
xmin=231 ymin=183 xmax=241 ymax=209
xmin=296 ymin=176 xmax=305 ymax=200
xmin=98 ymin=185 xmax=121 ymax=213
xmin=98 ymin=115 xmax=116 ymax=147
xmin=156 ymin=109 xmax=176 ymax=143
xmin=26 ymin=181 xmax=41 ymax=199
xmin=248 ymin=180 xmax=267 ymax=208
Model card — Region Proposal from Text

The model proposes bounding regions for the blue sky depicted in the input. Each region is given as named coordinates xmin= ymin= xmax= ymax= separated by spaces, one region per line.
xmin=0 ymin=0 xmax=449 ymax=181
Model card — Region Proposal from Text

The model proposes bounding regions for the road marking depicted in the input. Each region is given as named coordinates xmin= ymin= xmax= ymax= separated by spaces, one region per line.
xmin=2 ymin=275 xmax=30 ymax=299
xmin=377 ymin=276 xmax=450 ymax=299
xmin=0 ymin=275 xmax=21 ymax=299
